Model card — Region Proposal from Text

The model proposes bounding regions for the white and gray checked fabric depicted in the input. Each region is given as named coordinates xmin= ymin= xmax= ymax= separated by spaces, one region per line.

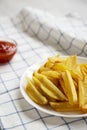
xmin=0 ymin=7 xmax=87 ymax=130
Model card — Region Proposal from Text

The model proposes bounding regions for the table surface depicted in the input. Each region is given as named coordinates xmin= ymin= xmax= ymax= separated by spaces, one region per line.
xmin=1 ymin=1 xmax=87 ymax=130
xmin=0 ymin=0 xmax=87 ymax=20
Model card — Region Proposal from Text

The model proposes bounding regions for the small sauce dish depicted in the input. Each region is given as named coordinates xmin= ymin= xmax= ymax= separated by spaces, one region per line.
xmin=0 ymin=37 xmax=17 ymax=63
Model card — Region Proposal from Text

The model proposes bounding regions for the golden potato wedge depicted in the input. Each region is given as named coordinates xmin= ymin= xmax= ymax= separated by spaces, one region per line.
xmin=48 ymin=55 xmax=65 ymax=63
xmin=78 ymin=79 xmax=87 ymax=112
xmin=49 ymin=102 xmax=80 ymax=112
xmin=84 ymin=74 xmax=87 ymax=84
xmin=44 ymin=61 xmax=54 ymax=68
xmin=38 ymin=66 xmax=50 ymax=73
xmin=26 ymin=77 xmax=48 ymax=105
xmin=41 ymin=70 xmax=60 ymax=79
xmin=46 ymin=77 xmax=59 ymax=87
xmin=65 ymin=55 xmax=77 ymax=69
xmin=62 ymin=70 xmax=78 ymax=105
xmin=81 ymin=104 xmax=87 ymax=112
xmin=59 ymin=76 xmax=67 ymax=96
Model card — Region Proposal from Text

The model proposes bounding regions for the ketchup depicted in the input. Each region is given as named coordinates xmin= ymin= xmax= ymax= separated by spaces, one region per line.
xmin=0 ymin=40 xmax=17 ymax=63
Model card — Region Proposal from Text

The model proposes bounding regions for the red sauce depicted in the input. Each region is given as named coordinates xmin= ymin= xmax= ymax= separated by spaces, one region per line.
xmin=0 ymin=41 xmax=17 ymax=63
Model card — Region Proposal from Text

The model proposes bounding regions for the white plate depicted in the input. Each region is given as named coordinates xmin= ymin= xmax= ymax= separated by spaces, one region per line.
xmin=20 ymin=56 xmax=87 ymax=118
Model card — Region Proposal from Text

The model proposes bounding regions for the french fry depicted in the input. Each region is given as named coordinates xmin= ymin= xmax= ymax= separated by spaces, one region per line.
xmin=48 ymin=55 xmax=59 ymax=61
xmin=41 ymin=70 xmax=60 ymax=78
xmin=46 ymin=77 xmax=59 ymax=87
xmin=73 ymin=79 xmax=78 ymax=89
xmin=81 ymin=104 xmax=87 ymax=112
xmin=84 ymin=74 xmax=87 ymax=84
xmin=48 ymin=55 xmax=65 ymax=63
xmin=59 ymin=76 xmax=67 ymax=96
xmin=49 ymin=102 xmax=80 ymax=112
xmin=62 ymin=70 xmax=78 ymax=105
xmin=80 ymin=65 xmax=87 ymax=76
xmin=75 ymin=65 xmax=83 ymax=80
xmin=78 ymin=79 xmax=87 ymax=112
xmin=52 ymin=63 xmax=69 ymax=72
xmin=65 ymin=55 xmax=77 ymax=69
xmin=78 ymin=80 xmax=85 ymax=107
xmin=26 ymin=77 xmax=48 ymax=105
xmin=38 ymin=66 xmax=50 ymax=73
xmin=44 ymin=61 xmax=54 ymax=68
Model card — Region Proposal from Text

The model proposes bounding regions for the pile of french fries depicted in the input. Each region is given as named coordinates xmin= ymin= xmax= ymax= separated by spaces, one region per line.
xmin=26 ymin=55 xmax=87 ymax=113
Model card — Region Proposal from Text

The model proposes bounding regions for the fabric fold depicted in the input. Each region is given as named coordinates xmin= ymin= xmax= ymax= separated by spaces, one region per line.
xmin=10 ymin=7 xmax=87 ymax=56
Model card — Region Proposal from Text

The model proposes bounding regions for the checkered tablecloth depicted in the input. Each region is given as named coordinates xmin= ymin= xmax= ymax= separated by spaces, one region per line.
xmin=0 ymin=7 xmax=87 ymax=130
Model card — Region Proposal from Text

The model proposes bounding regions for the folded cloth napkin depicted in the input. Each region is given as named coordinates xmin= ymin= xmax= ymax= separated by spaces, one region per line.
xmin=0 ymin=7 xmax=87 ymax=130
